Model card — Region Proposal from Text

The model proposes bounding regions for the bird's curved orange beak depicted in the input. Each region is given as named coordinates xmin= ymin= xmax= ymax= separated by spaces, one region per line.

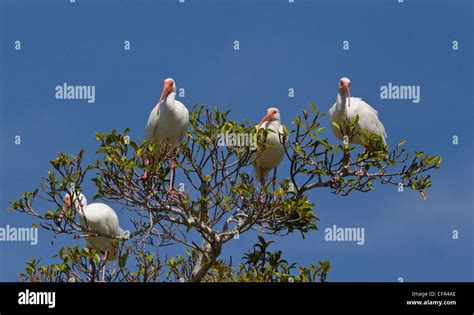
xmin=257 ymin=112 xmax=275 ymax=128
xmin=342 ymin=82 xmax=351 ymax=107
xmin=159 ymin=81 xmax=174 ymax=103
xmin=157 ymin=81 xmax=174 ymax=114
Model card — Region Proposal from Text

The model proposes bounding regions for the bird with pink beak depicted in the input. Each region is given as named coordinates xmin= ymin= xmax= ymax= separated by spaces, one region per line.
xmin=61 ymin=191 xmax=129 ymax=282
xmin=338 ymin=77 xmax=351 ymax=109
xmin=140 ymin=78 xmax=190 ymax=198
xmin=329 ymin=77 xmax=387 ymax=178
xmin=252 ymin=107 xmax=286 ymax=202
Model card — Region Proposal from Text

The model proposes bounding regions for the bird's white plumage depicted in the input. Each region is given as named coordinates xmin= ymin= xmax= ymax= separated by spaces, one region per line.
xmin=145 ymin=79 xmax=189 ymax=158
xmin=72 ymin=193 xmax=127 ymax=261
xmin=252 ymin=108 xmax=286 ymax=184
xmin=329 ymin=88 xmax=387 ymax=145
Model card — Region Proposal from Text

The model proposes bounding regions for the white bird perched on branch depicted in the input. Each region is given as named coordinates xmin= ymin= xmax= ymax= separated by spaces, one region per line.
xmin=252 ymin=107 xmax=286 ymax=201
xmin=140 ymin=78 xmax=190 ymax=198
xmin=62 ymin=192 xmax=129 ymax=282
xmin=329 ymin=77 xmax=387 ymax=177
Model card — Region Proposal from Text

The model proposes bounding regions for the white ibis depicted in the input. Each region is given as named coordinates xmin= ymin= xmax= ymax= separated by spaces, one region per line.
xmin=252 ymin=107 xmax=286 ymax=199
xmin=62 ymin=192 xmax=129 ymax=282
xmin=329 ymin=77 xmax=387 ymax=176
xmin=140 ymin=78 xmax=189 ymax=197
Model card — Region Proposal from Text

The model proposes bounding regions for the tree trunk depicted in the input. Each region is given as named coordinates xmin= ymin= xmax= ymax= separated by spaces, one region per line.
xmin=190 ymin=241 xmax=221 ymax=282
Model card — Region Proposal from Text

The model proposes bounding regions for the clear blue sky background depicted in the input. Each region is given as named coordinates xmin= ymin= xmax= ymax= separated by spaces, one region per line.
xmin=0 ymin=0 xmax=472 ymax=281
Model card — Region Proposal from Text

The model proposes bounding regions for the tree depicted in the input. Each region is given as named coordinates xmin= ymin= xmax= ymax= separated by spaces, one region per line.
xmin=9 ymin=104 xmax=441 ymax=282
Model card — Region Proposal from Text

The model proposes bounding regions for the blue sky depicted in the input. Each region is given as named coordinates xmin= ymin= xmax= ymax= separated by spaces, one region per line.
xmin=0 ymin=0 xmax=472 ymax=281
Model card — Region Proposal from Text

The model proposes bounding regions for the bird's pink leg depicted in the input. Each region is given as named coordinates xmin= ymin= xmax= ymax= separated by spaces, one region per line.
xmin=355 ymin=146 xmax=368 ymax=180
xmin=99 ymin=250 xmax=108 ymax=282
xmin=167 ymin=155 xmax=186 ymax=201
xmin=139 ymin=156 xmax=151 ymax=181
xmin=258 ymin=167 xmax=265 ymax=207
xmin=272 ymin=168 xmax=278 ymax=204
xmin=169 ymin=159 xmax=176 ymax=190
xmin=336 ymin=152 xmax=352 ymax=178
